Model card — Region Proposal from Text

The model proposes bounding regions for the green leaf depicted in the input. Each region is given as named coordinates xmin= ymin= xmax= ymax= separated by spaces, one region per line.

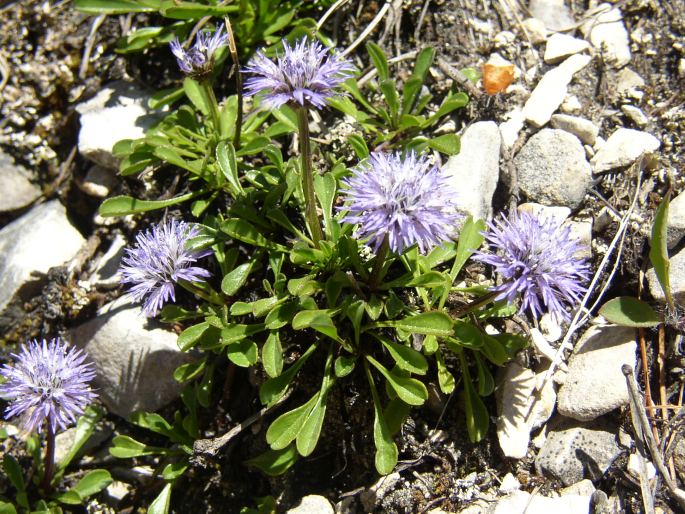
xmin=0 ymin=501 xmax=17 ymax=514
xmin=650 ymin=193 xmax=674 ymax=308
xmin=259 ymin=344 xmax=318 ymax=405
xmin=473 ymin=353 xmax=495 ymax=396
xmin=109 ymin=435 xmax=164 ymax=458
xmin=314 ymin=173 xmax=337 ymax=239
xmin=347 ymin=134 xmax=369 ymax=159
xmin=161 ymin=2 xmax=238 ymax=19
xmin=216 ymin=141 xmax=244 ymax=196
xmin=297 ymin=350 xmax=335 ymax=456
xmin=183 ymin=77 xmax=211 ymax=116
xmin=426 ymin=92 xmax=469 ymax=125
xmin=3 ymin=455 xmax=25 ymax=492
xmin=99 ymin=192 xmax=201 ymax=217
xmin=376 ymin=336 xmax=428 ymax=375
xmin=221 ymin=324 xmax=265 ymax=345
xmin=260 ymin=331 xmax=283 ymax=378
xmin=174 ymin=359 xmax=206 ymax=382
xmin=383 ymin=271 xmax=448 ymax=289
xmin=372 ymin=311 xmax=454 ymax=337
xmin=246 ymin=445 xmax=299 ymax=476
xmin=427 ymin=134 xmax=461 ymax=155
xmin=380 ymin=79 xmax=400 ymax=123
xmin=366 ymin=42 xmax=389 ymax=81
xmin=222 ymin=262 xmax=253 ymax=296
xmin=435 ymin=349 xmax=455 ymax=394
xmin=74 ymin=0 xmax=159 ymax=14
xmin=177 ymin=322 xmax=221 ymax=351
xmin=599 ymin=297 xmax=661 ymax=327
xmin=452 ymin=217 xmax=486 ymax=280
xmin=149 ymin=86 xmax=184 ymax=109
xmin=71 ymin=469 xmax=113 ymax=499
xmin=292 ymin=310 xmax=342 ymax=343
xmin=402 ymin=47 xmax=435 ymax=114
xmin=364 ymin=362 xmax=398 ymax=475
xmin=266 ymin=395 xmax=318 ymax=450
xmin=334 ymin=354 xmax=356 ymax=378
xmin=227 ymin=339 xmax=259 ymax=367
xmin=221 ymin=218 xmax=286 ymax=251
xmin=366 ymin=356 xmax=428 ymax=406
xmin=460 ymin=354 xmax=489 ymax=443
xmin=480 ymin=334 xmax=510 ymax=365
xmin=148 ymin=483 xmax=172 ymax=514
xmin=162 ymin=462 xmax=188 ymax=481
xmin=57 ymin=405 xmax=102 ymax=470
xmin=451 ymin=321 xmax=483 ymax=349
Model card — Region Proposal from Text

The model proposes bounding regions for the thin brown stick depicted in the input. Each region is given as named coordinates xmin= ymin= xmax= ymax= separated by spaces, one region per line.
xmin=658 ymin=324 xmax=668 ymax=424
xmin=223 ymin=17 xmax=242 ymax=149
xmin=638 ymin=327 xmax=660 ymax=442
xmin=436 ymin=56 xmax=482 ymax=99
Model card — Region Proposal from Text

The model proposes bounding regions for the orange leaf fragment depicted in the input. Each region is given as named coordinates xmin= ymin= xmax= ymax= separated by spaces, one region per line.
xmin=482 ymin=63 xmax=515 ymax=95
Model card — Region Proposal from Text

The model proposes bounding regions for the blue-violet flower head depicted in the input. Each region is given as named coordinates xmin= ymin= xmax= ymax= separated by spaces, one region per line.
xmin=473 ymin=210 xmax=591 ymax=321
xmin=120 ymin=219 xmax=211 ymax=317
xmin=243 ymin=38 xmax=355 ymax=109
xmin=340 ymin=151 xmax=462 ymax=254
xmin=0 ymin=338 xmax=97 ymax=434
xmin=170 ymin=26 xmax=228 ymax=79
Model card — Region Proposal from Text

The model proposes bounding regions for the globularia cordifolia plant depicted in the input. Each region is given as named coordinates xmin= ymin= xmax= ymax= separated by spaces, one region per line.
xmin=102 ymin=30 xmax=591 ymax=506
xmin=0 ymin=339 xmax=110 ymax=507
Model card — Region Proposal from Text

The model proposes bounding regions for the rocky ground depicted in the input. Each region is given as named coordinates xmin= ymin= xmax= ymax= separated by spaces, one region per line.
xmin=0 ymin=0 xmax=684 ymax=512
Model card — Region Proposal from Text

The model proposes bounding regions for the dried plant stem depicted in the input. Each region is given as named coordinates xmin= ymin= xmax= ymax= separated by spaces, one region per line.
xmin=40 ymin=423 xmax=56 ymax=492
xmin=658 ymin=325 xmax=668 ymax=423
xmin=296 ymin=106 xmax=324 ymax=247
xmin=341 ymin=1 xmax=391 ymax=57
xmin=638 ymin=327 xmax=660 ymax=442
xmin=224 ymin=17 xmax=243 ymax=149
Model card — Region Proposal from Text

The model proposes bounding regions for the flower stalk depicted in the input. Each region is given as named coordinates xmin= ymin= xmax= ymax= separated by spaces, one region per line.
xmin=369 ymin=235 xmax=390 ymax=289
xmin=223 ymin=17 xmax=243 ymax=149
xmin=40 ymin=422 xmax=56 ymax=492
xmin=201 ymin=80 xmax=222 ymax=136
xmin=297 ymin=106 xmax=324 ymax=246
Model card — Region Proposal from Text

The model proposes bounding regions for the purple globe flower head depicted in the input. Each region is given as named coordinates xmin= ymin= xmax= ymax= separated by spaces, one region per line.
xmin=0 ymin=338 xmax=97 ymax=434
xmin=473 ymin=210 xmax=591 ymax=322
xmin=340 ymin=151 xmax=462 ymax=255
xmin=243 ymin=37 xmax=355 ymax=109
xmin=120 ymin=219 xmax=211 ymax=317
xmin=170 ymin=26 xmax=228 ymax=79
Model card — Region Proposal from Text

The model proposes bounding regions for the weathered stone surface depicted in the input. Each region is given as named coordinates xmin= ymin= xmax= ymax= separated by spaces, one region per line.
xmin=0 ymin=152 xmax=41 ymax=212
xmin=557 ymin=325 xmax=636 ymax=421
xmin=287 ymin=495 xmax=334 ymax=514
xmin=666 ymin=191 xmax=685 ymax=249
xmin=529 ymin=0 xmax=575 ymax=31
xmin=591 ymin=128 xmax=660 ymax=173
xmin=581 ymin=5 xmax=631 ymax=68
xmin=497 ymin=363 xmax=556 ymax=459
xmin=492 ymin=490 xmax=591 ymax=514
xmin=444 ymin=121 xmax=501 ymax=221
xmin=513 ymin=129 xmax=593 ymax=208
xmin=544 ymin=33 xmax=589 ymax=64
xmin=522 ymin=17 xmax=547 ymax=44
xmin=92 ymin=234 xmax=126 ymax=287
xmin=0 ymin=200 xmax=84 ymax=314
xmin=82 ymin=165 xmax=118 ymax=198
xmin=69 ymin=301 xmax=193 ymax=417
xmin=550 ymin=114 xmax=599 ymax=145
xmin=621 ymin=105 xmax=648 ymax=128
xmin=536 ymin=417 xmax=623 ymax=486
xmin=54 ymin=422 xmax=112 ymax=465
xmin=522 ymin=54 xmax=591 ymax=128
xmin=360 ymin=473 xmax=401 ymax=511
xmin=76 ymin=81 xmax=162 ymax=170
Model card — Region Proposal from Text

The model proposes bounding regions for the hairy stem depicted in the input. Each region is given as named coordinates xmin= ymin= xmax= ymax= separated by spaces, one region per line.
xmin=296 ymin=106 xmax=324 ymax=246
xmin=202 ymin=80 xmax=222 ymax=136
xmin=40 ymin=421 xmax=55 ymax=492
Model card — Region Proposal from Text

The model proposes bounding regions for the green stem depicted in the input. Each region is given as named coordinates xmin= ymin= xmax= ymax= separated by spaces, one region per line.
xmin=224 ymin=17 xmax=243 ymax=149
xmin=296 ymin=105 xmax=324 ymax=247
xmin=179 ymin=280 xmax=223 ymax=306
xmin=202 ymin=80 xmax=222 ymax=136
xmin=450 ymin=290 xmax=500 ymax=319
xmin=369 ymin=236 xmax=391 ymax=290
xmin=40 ymin=421 xmax=55 ymax=492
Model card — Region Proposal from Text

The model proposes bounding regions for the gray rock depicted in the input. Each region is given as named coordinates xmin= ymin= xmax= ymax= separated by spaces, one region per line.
xmin=522 ymin=18 xmax=547 ymax=44
xmin=621 ymin=105 xmax=648 ymax=128
xmin=566 ymin=218 xmax=593 ymax=260
xmin=557 ymin=325 xmax=636 ymax=421
xmin=646 ymin=246 xmax=685 ymax=304
xmin=444 ymin=121 xmax=501 ymax=221
xmin=581 ymin=5 xmax=631 ymax=68
xmin=560 ymin=479 xmax=596 ymax=497
xmin=544 ymin=33 xmax=589 ymax=64
xmin=592 ymin=128 xmax=661 ymax=173
xmin=360 ymin=472 xmax=401 ymax=511
xmin=0 ymin=200 xmax=84 ymax=314
xmin=287 ymin=495 xmax=334 ymax=514
xmin=517 ymin=203 xmax=571 ymax=225
xmin=513 ymin=129 xmax=593 ymax=209
xmin=0 ymin=152 xmax=41 ymax=212
xmin=550 ymin=114 xmax=599 ymax=145
xmin=82 ymin=165 xmax=118 ymax=198
xmin=105 ymin=481 xmax=131 ymax=504
xmin=535 ymin=417 xmax=623 ymax=485
xmin=492 ymin=490 xmax=591 ymax=514
xmin=523 ymin=54 xmax=592 ymax=128
xmin=529 ymin=0 xmax=575 ymax=31
xmin=76 ymin=81 xmax=162 ymax=170
xmin=612 ymin=68 xmax=645 ymax=102
xmin=497 ymin=363 xmax=556 ymax=459
xmin=667 ymin=191 xmax=685 ymax=249
xmin=69 ymin=300 xmax=193 ymax=417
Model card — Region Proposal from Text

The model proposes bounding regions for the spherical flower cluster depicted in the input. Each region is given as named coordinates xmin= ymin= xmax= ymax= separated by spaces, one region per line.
xmin=244 ymin=38 xmax=355 ymax=109
xmin=0 ymin=339 xmax=97 ymax=434
xmin=473 ymin=210 xmax=590 ymax=321
xmin=119 ymin=219 xmax=211 ymax=317
xmin=340 ymin=151 xmax=462 ymax=254
xmin=170 ymin=26 xmax=228 ymax=79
